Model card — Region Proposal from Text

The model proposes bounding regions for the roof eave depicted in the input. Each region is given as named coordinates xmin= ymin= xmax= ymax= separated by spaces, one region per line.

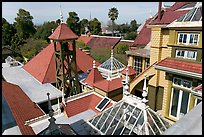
xmin=154 ymin=64 xmax=202 ymax=79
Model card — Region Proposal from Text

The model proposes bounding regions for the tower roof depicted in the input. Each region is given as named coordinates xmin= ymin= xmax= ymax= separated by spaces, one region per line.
xmin=48 ymin=23 xmax=78 ymax=40
xmin=83 ymin=61 xmax=104 ymax=87
xmin=121 ymin=65 xmax=136 ymax=76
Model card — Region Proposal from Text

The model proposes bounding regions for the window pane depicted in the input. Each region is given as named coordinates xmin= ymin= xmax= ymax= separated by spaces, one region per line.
xmin=170 ymin=88 xmax=180 ymax=117
xmin=183 ymin=34 xmax=187 ymax=43
xmin=189 ymin=34 xmax=193 ymax=44
xmin=196 ymin=99 xmax=202 ymax=105
xmin=173 ymin=78 xmax=181 ymax=86
xmin=193 ymin=34 xmax=198 ymax=44
xmin=179 ymin=34 xmax=183 ymax=43
xmin=187 ymin=51 xmax=196 ymax=59
xmin=180 ymin=91 xmax=189 ymax=117
xmin=183 ymin=80 xmax=192 ymax=88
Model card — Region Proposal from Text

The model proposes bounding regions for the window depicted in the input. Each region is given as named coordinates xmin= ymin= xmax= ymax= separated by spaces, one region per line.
xmin=169 ymin=88 xmax=190 ymax=119
xmin=133 ymin=57 xmax=143 ymax=75
xmin=95 ymin=97 xmax=110 ymax=111
xmin=170 ymin=77 xmax=192 ymax=120
xmin=176 ymin=50 xmax=197 ymax=60
xmin=145 ymin=58 xmax=150 ymax=69
xmin=177 ymin=33 xmax=199 ymax=45
xmin=194 ymin=98 xmax=202 ymax=106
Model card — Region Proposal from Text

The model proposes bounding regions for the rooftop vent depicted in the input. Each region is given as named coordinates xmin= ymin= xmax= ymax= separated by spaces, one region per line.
xmin=5 ymin=56 xmax=20 ymax=67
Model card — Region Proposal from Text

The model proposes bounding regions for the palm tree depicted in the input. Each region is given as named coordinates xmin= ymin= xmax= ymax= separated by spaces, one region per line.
xmin=108 ymin=7 xmax=119 ymax=36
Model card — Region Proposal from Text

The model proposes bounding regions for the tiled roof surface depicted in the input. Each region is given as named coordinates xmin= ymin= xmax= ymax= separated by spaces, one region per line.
xmin=87 ymin=36 xmax=121 ymax=49
xmin=2 ymin=81 xmax=44 ymax=135
xmin=126 ymin=48 xmax=150 ymax=57
xmin=134 ymin=18 xmax=152 ymax=46
xmin=65 ymin=93 xmax=112 ymax=117
xmin=83 ymin=67 xmax=104 ymax=87
xmin=23 ymin=42 xmax=100 ymax=84
xmin=94 ymin=78 xmax=123 ymax=93
xmin=149 ymin=2 xmax=194 ymax=25
xmin=121 ymin=65 xmax=136 ymax=76
xmin=77 ymin=35 xmax=93 ymax=44
xmin=156 ymin=58 xmax=202 ymax=74
xmin=48 ymin=23 xmax=78 ymax=40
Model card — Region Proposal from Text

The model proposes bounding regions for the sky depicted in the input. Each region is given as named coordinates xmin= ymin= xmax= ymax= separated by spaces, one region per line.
xmin=2 ymin=2 xmax=175 ymax=26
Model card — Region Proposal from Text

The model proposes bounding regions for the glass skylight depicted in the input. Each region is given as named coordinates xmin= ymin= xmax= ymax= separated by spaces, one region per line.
xmin=95 ymin=97 xmax=110 ymax=111
xmin=87 ymin=99 xmax=171 ymax=135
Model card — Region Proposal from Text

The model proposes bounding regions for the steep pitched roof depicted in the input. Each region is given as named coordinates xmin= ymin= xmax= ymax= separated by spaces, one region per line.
xmin=134 ymin=18 xmax=152 ymax=46
xmin=156 ymin=58 xmax=202 ymax=74
xmin=149 ymin=2 xmax=195 ymax=25
xmin=83 ymin=62 xmax=104 ymax=87
xmin=23 ymin=42 xmax=100 ymax=84
xmin=65 ymin=92 xmax=113 ymax=117
xmin=2 ymin=81 xmax=44 ymax=135
xmin=87 ymin=36 xmax=121 ymax=49
xmin=77 ymin=35 xmax=93 ymax=44
xmin=121 ymin=65 xmax=136 ymax=76
xmin=48 ymin=23 xmax=78 ymax=40
xmin=94 ymin=77 xmax=123 ymax=93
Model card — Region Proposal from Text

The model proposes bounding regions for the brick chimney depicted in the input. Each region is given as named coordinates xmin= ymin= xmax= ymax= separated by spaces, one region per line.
xmin=158 ymin=2 xmax=162 ymax=20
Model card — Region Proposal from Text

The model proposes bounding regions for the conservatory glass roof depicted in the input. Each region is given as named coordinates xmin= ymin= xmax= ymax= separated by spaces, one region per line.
xmin=86 ymin=95 xmax=171 ymax=135
xmin=177 ymin=2 xmax=202 ymax=22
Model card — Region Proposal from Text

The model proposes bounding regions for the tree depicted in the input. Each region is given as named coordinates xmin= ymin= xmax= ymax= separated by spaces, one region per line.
xmin=80 ymin=18 xmax=89 ymax=34
xmin=124 ymin=32 xmax=137 ymax=40
xmin=34 ymin=21 xmax=58 ymax=43
xmin=66 ymin=12 xmax=80 ymax=35
xmin=115 ymin=43 xmax=129 ymax=54
xmin=130 ymin=19 xmax=138 ymax=32
xmin=88 ymin=18 xmax=102 ymax=35
xmin=108 ymin=7 xmax=119 ymax=36
xmin=76 ymin=41 xmax=90 ymax=50
xmin=2 ymin=18 xmax=16 ymax=46
xmin=14 ymin=8 xmax=36 ymax=39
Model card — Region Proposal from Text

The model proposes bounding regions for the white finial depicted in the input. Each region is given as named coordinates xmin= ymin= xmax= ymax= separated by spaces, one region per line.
xmin=125 ymin=68 xmax=129 ymax=84
xmin=107 ymin=74 xmax=111 ymax=81
xmin=57 ymin=96 xmax=60 ymax=115
xmin=61 ymin=87 xmax=65 ymax=105
xmin=93 ymin=60 xmax=96 ymax=68
xmin=111 ymin=49 xmax=114 ymax=57
xmin=142 ymin=74 xmax=148 ymax=104
xmin=110 ymin=49 xmax=114 ymax=74
xmin=60 ymin=5 xmax=63 ymax=23
xmin=123 ymin=67 xmax=130 ymax=97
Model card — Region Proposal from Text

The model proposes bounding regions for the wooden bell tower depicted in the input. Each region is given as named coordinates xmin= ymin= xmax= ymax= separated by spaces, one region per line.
xmin=48 ymin=23 xmax=81 ymax=97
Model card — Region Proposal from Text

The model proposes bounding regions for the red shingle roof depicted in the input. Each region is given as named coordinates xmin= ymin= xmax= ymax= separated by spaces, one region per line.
xmin=121 ymin=65 xmax=136 ymax=76
xmin=149 ymin=2 xmax=194 ymax=25
xmin=77 ymin=35 xmax=93 ymax=44
xmin=94 ymin=78 xmax=123 ymax=93
xmin=156 ymin=58 xmax=202 ymax=74
xmin=48 ymin=23 xmax=78 ymax=40
xmin=83 ymin=67 xmax=104 ymax=87
xmin=23 ymin=42 xmax=100 ymax=84
xmin=2 ymin=81 xmax=44 ymax=135
xmin=134 ymin=18 xmax=152 ymax=46
xmin=87 ymin=36 xmax=121 ymax=49
xmin=65 ymin=93 xmax=112 ymax=117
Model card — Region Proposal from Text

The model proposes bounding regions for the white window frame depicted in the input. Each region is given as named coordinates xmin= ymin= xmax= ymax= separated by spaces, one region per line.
xmin=177 ymin=33 xmax=199 ymax=45
xmin=145 ymin=58 xmax=150 ymax=69
xmin=173 ymin=77 xmax=192 ymax=90
xmin=175 ymin=50 xmax=197 ymax=60
xmin=133 ymin=57 xmax=143 ymax=74
xmin=95 ymin=97 xmax=110 ymax=112
xmin=169 ymin=88 xmax=191 ymax=120
xmin=194 ymin=98 xmax=202 ymax=107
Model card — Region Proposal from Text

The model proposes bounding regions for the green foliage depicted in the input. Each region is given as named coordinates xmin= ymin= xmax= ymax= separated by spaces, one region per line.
xmin=130 ymin=19 xmax=138 ymax=32
xmin=2 ymin=18 xmax=16 ymax=46
xmin=115 ymin=43 xmax=129 ymax=54
xmin=88 ymin=18 xmax=102 ymax=35
xmin=14 ymin=8 xmax=36 ymax=39
xmin=15 ymin=56 xmax=24 ymax=62
xmin=124 ymin=32 xmax=137 ymax=40
xmin=80 ymin=19 xmax=89 ymax=34
xmin=34 ymin=21 xmax=58 ymax=42
xmin=66 ymin=12 xmax=80 ymax=35
xmin=20 ymin=38 xmax=48 ymax=60
xmin=90 ymin=47 xmax=111 ymax=63
xmin=76 ymin=41 xmax=90 ymax=50
xmin=10 ymin=34 xmax=25 ymax=53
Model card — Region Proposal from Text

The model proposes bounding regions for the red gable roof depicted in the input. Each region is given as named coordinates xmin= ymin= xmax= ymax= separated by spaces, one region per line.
xmin=194 ymin=84 xmax=202 ymax=93
xmin=2 ymin=81 xmax=44 ymax=135
xmin=83 ymin=65 xmax=104 ymax=87
xmin=65 ymin=93 xmax=112 ymax=117
xmin=94 ymin=78 xmax=123 ymax=93
xmin=23 ymin=42 xmax=100 ymax=84
xmin=121 ymin=65 xmax=136 ymax=76
xmin=134 ymin=18 xmax=152 ymax=46
xmin=150 ymin=2 xmax=194 ymax=25
xmin=77 ymin=35 xmax=93 ymax=44
xmin=156 ymin=58 xmax=202 ymax=74
xmin=87 ymin=36 xmax=121 ymax=49
xmin=48 ymin=23 xmax=78 ymax=40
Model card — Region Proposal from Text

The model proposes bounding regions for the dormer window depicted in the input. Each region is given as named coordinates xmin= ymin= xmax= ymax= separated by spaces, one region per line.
xmin=178 ymin=33 xmax=199 ymax=45
xmin=176 ymin=50 xmax=197 ymax=60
